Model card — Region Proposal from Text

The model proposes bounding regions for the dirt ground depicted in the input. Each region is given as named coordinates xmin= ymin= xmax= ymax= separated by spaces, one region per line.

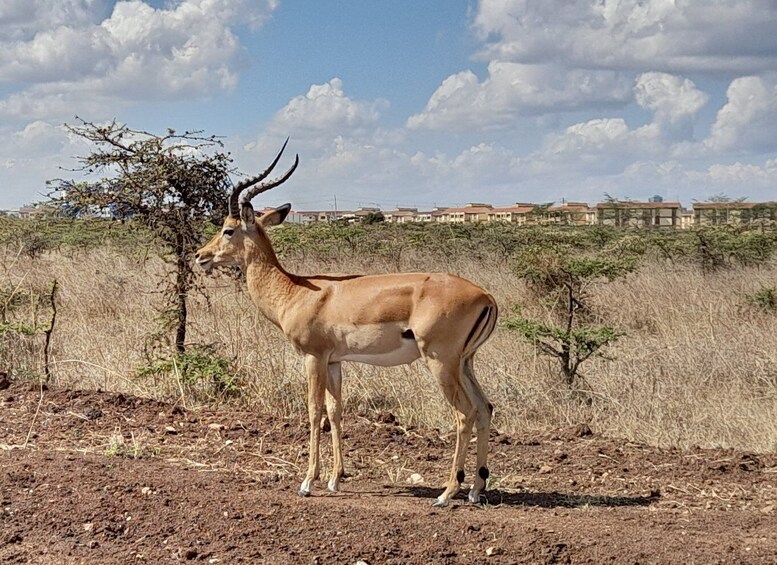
xmin=1 ymin=381 xmax=776 ymax=564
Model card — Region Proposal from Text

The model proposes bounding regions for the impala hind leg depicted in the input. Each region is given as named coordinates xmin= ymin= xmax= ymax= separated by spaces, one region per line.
xmin=427 ymin=358 xmax=476 ymax=508
xmin=325 ymin=362 xmax=345 ymax=492
xmin=462 ymin=356 xmax=492 ymax=503
xmin=300 ymin=355 xmax=327 ymax=497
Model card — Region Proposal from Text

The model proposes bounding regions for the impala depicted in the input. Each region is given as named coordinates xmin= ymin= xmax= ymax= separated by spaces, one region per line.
xmin=195 ymin=141 xmax=497 ymax=507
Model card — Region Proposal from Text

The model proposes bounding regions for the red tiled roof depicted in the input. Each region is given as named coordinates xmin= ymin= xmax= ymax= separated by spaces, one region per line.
xmin=440 ymin=206 xmax=493 ymax=214
xmin=490 ymin=206 xmax=535 ymax=214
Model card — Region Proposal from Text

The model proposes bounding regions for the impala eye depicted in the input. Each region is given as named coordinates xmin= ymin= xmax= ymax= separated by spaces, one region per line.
xmin=223 ymin=229 xmax=234 ymax=238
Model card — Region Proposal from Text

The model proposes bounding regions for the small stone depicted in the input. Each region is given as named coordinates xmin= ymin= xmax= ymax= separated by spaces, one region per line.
xmin=141 ymin=487 xmax=152 ymax=496
xmin=83 ymin=522 xmax=94 ymax=532
xmin=538 ymin=464 xmax=553 ymax=474
xmin=486 ymin=547 xmax=502 ymax=557
xmin=164 ymin=426 xmax=178 ymax=435
xmin=406 ymin=473 xmax=424 ymax=485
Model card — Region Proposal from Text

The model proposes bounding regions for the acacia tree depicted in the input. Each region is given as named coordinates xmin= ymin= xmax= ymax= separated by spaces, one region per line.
xmin=49 ymin=119 xmax=232 ymax=353
xmin=504 ymin=245 xmax=636 ymax=388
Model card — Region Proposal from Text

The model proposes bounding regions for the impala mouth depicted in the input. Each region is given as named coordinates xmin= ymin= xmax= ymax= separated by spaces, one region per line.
xmin=196 ymin=258 xmax=213 ymax=272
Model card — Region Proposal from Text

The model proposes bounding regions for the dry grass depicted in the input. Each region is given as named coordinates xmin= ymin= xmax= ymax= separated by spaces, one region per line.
xmin=2 ymin=242 xmax=776 ymax=453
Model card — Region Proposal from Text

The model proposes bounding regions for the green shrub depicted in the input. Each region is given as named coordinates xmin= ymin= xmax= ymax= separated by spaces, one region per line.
xmin=745 ymin=287 xmax=777 ymax=312
xmin=136 ymin=345 xmax=241 ymax=400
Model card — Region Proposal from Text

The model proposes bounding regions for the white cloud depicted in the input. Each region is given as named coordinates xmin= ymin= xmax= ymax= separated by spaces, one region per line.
xmin=634 ymin=72 xmax=707 ymax=133
xmin=268 ymin=78 xmax=388 ymax=136
xmin=705 ymin=75 xmax=777 ymax=153
xmin=531 ymin=118 xmax=663 ymax=175
xmin=407 ymin=62 xmax=631 ymax=130
xmin=473 ymin=0 xmax=777 ymax=74
xmin=696 ymin=160 xmax=777 ymax=187
xmin=0 ymin=120 xmax=91 ymax=205
xmin=0 ymin=0 xmax=109 ymax=41
xmin=0 ymin=0 xmax=277 ymax=120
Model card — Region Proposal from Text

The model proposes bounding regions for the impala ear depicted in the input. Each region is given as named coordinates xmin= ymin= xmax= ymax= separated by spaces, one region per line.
xmin=259 ymin=203 xmax=291 ymax=228
xmin=240 ymin=204 xmax=256 ymax=226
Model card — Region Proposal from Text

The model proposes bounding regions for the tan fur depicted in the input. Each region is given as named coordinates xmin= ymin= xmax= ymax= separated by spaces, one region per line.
xmin=196 ymin=205 xmax=496 ymax=506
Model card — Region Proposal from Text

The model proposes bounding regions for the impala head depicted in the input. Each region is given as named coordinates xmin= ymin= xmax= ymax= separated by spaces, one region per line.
xmin=195 ymin=139 xmax=298 ymax=273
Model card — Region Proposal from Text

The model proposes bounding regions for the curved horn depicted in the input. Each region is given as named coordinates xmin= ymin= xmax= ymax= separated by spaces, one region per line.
xmin=228 ymin=183 xmax=242 ymax=218
xmin=239 ymin=153 xmax=299 ymax=207
xmin=226 ymin=138 xmax=297 ymax=216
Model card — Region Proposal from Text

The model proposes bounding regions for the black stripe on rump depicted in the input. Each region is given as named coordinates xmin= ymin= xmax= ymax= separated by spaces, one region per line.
xmin=463 ymin=306 xmax=490 ymax=351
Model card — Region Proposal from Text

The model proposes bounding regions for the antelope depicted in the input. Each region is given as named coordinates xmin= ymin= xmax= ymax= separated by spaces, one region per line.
xmin=195 ymin=141 xmax=497 ymax=507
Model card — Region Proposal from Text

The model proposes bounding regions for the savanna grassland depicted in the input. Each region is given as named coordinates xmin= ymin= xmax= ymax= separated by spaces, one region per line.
xmin=4 ymin=217 xmax=777 ymax=564
xmin=2 ymin=217 xmax=776 ymax=452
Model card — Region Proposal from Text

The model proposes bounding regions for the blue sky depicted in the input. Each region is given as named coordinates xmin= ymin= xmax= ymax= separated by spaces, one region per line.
xmin=2 ymin=0 xmax=777 ymax=211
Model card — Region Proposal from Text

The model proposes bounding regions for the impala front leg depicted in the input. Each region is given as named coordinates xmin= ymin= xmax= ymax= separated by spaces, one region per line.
xmin=299 ymin=354 xmax=328 ymax=497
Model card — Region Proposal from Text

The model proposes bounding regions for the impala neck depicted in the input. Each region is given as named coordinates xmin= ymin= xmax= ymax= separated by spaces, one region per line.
xmin=242 ymin=238 xmax=298 ymax=328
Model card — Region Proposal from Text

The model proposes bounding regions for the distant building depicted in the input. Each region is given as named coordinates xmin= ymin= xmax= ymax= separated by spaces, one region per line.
xmin=537 ymin=202 xmax=596 ymax=226
xmin=596 ymin=200 xmax=681 ymax=228
xmin=488 ymin=204 xmax=535 ymax=225
xmin=679 ymin=209 xmax=694 ymax=229
xmin=274 ymin=199 xmax=776 ymax=229
xmin=384 ymin=207 xmax=419 ymax=224
xmin=287 ymin=210 xmax=347 ymax=224
xmin=693 ymin=201 xmax=777 ymax=226
xmin=437 ymin=203 xmax=493 ymax=223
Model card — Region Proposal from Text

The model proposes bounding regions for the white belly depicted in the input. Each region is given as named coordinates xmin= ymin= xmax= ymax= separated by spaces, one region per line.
xmin=330 ymin=322 xmax=421 ymax=367
xmin=338 ymin=339 xmax=421 ymax=367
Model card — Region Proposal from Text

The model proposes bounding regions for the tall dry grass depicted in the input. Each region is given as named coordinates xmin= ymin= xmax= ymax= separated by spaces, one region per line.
xmin=2 ymin=241 xmax=776 ymax=452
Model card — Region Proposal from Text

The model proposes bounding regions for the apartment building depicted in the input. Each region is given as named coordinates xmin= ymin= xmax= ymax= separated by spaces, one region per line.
xmin=262 ymin=199 xmax=777 ymax=228
xmin=436 ymin=203 xmax=493 ymax=223
xmin=693 ymin=201 xmax=777 ymax=226
xmin=488 ymin=204 xmax=535 ymax=225
xmin=384 ymin=208 xmax=419 ymax=224
xmin=597 ymin=200 xmax=681 ymax=228
xmin=537 ymin=202 xmax=596 ymax=226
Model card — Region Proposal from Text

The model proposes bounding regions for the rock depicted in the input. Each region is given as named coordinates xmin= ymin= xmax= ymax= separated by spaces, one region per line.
xmin=406 ymin=473 xmax=424 ymax=485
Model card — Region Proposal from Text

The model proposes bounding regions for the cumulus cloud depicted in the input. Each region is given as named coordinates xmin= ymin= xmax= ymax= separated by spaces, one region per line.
xmin=705 ymin=75 xmax=777 ymax=153
xmin=268 ymin=78 xmax=388 ymax=136
xmin=0 ymin=0 xmax=277 ymax=120
xmin=0 ymin=0 xmax=109 ymax=41
xmin=531 ymin=118 xmax=662 ymax=175
xmin=473 ymin=0 xmax=777 ymax=74
xmin=407 ymin=62 xmax=631 ymax=130
xmin=634 ymin=72 xmax=707 ymax=139
xmin=238 ymin=78 xmax=395 ymax=200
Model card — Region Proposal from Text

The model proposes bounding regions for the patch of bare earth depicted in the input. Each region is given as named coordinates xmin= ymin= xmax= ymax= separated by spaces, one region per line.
xmin=1 ymin=383 xmax=776 ymax=564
